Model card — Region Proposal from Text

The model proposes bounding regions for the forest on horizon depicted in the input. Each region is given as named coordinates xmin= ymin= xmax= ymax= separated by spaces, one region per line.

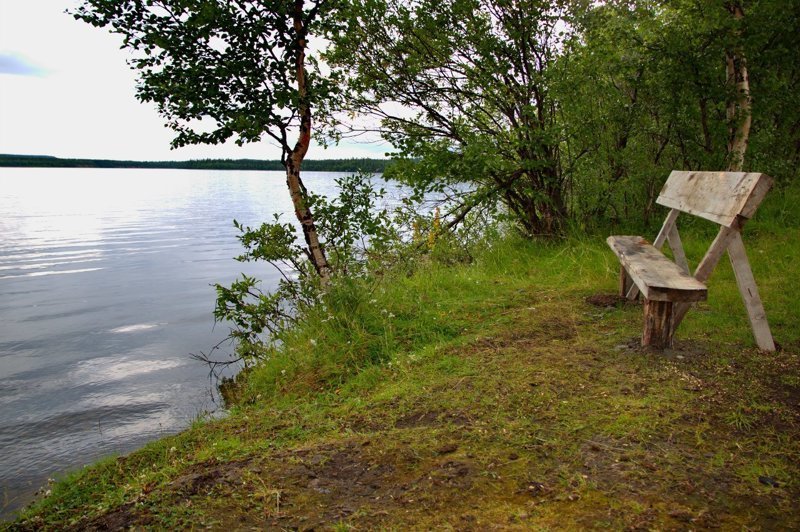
xmin=0 ymin=154 xmax=390 ymax=173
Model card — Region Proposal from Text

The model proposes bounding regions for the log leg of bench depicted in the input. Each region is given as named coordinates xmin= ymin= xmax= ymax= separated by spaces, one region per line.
xmin=619 ymin=266 xmax=633 ymax=298
xmin=642 ymin=300 xmax=674 ymax=349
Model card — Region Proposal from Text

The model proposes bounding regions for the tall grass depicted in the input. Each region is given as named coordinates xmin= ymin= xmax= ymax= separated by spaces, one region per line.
xmin=229 ymin=181 xmax=799 ymax=407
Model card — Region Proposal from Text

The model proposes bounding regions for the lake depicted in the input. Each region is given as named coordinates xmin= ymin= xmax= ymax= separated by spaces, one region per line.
xmin=0 ymin=168 xmax=399 ymax=518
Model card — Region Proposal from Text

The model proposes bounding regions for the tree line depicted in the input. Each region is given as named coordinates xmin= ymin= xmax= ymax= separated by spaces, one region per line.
xmin=0 ymin=154 xmax=390 ymax=173
xmin=330 ymin=0 xmax=798 ymax=233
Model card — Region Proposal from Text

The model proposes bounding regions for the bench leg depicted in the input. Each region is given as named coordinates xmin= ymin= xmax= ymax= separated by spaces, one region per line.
xmin=619 ymin=266 xmax=633 ymax=298
xmin=642 ymin=300 xmax=674 ymax=349
xmin=727 ymin=233 xmax=776 ymax=352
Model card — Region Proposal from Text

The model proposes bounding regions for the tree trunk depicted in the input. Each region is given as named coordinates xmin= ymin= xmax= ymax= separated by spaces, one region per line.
xmin=285 ymin=158 xmax=331 ymax=283
xmin=725 ymin=2 xmax=751 ymax=172
xmin=699 ymin=97 xmax=714 ymax=153
xmin=286 ymin=0 xmax=331 ymax=285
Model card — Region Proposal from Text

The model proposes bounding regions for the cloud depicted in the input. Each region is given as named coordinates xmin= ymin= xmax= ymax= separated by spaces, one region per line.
xmin=0 ymin=52 xmax=46 ymax=76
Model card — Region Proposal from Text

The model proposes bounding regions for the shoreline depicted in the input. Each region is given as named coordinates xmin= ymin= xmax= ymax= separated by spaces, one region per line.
xmin=7 ymin=206 xmax=799 ymax=529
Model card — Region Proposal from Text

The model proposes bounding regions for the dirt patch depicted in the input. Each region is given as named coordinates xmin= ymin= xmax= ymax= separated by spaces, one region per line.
xmin=252 ymin=439 xmax=483 ymax=529
xmin=585 ymin=293 xmax=629 ymax=308
xmin=344 ymin=407 xmax=470 ymax=433
xmin=170 ymin=458 xmax=252 ymax=496
xmin=579 ymin=436 xmax=663 ymax=497
xmin=576 ymin=433 xmax=795 ymax=529
xmin=66 ymin=503 xmax=152 ymax=531
xmin=395 ymin=410 xmax=470 ymax=429
xmin=765 ymin=363 xmax=800 ymax=413
xmin=264 ymin=441 xmax=406 ymax=528
xmin=472 ymin=318 xmax=577 ymax=350
xmin=416 ymin=460 xmax=473 ymax=490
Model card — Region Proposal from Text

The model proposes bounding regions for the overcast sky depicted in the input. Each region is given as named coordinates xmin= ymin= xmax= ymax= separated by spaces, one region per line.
xmin=0 ymin=0 xmax=387 ymax=161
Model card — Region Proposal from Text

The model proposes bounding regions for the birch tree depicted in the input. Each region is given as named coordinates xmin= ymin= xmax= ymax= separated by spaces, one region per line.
xmin=725 ymin=0 xmax=751 ymax=171
xmin=73 ymin=0 xmax=336 ymax=282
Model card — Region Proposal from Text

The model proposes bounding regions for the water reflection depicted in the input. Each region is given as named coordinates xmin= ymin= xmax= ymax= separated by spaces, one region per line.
xmin=0 ymin=168 xmax=312 ymax=518
xmin=69 ymin=355 xmax=186 ymax=385
xmin=0 ymin=168 xmax=407 ymax=519
xmin=109 ymin=323 xmax=162 ymax=334
xmin=0 ymin=267 xmax=104 ymax=280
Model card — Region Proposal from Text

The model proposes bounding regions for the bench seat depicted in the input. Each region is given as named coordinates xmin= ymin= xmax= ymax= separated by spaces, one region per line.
xmin=607 ymin=236 xmax=707 ymax=302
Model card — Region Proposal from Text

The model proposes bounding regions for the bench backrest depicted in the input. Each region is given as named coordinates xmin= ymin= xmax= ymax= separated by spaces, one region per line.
xmin=656 ymin=171 xmax=773 ymax=227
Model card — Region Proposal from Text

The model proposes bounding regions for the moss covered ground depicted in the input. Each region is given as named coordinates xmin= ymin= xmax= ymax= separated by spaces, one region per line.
xmin=6 ymin=188 xmax=800 ymax=530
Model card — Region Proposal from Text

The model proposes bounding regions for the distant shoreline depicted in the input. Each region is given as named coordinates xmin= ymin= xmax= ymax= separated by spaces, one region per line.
xmin=0 ymin=154 xmax=390 ymax=173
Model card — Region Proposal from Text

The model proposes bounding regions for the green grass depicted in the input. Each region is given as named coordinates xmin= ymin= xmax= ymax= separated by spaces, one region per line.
xmin=6 ymin=186 xmax=800 ymax=530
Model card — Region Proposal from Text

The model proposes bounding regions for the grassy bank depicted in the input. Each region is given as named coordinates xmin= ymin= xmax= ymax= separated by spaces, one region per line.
xmin=7 ymin=188 xmax=800 ymax=530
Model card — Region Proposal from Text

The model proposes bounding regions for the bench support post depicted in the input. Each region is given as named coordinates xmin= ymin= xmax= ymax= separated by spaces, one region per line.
xmin=619 ymin=265 xmax=633 ymax=297
xmin=671 ymin=219 xmax=775 ymax=352
xmin=727 ymin=232 xmax=776 ymax=351
xmin=667 ymin=224 xmax=690 ymax=274
xmin=643 ymin=300 xmax=674 ymax=348
xmin=673 ymin=223 xmax=740 ymax=329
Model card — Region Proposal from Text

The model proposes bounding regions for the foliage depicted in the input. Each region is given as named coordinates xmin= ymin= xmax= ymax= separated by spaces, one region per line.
xmin=326 ymin=0 xmax=799 ymax=234
xmin=213 ymin=216 xmax=316 ymax=359
xmin=211 ymin=169 xmax=494 ymax=366
xmin=212 ymin=172 xmax=399 ymax=364
xmin=68 ymin=0 xmax=800 ymax=261
xmin=327 ymin=0 xmax=571 ymax=236
xmin=556 ymin=0 xmax=799 ymax=227
xmin=306 ymin=173 xmax=396 ymax=275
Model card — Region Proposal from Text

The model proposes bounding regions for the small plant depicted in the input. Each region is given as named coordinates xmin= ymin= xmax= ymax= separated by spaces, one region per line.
xmin=211 ymin=172 xmax=400 ymax=367
xmin=726 ymin=405 xmax=757 ymax=432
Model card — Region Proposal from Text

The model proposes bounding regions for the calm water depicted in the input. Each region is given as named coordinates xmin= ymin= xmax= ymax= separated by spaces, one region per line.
xmin=0 ymin=168 xmax=388 ymax=518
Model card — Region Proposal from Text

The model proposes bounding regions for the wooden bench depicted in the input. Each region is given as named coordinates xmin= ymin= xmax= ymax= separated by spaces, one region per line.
xmin=607 ymin=171 xmax=775 ymax=351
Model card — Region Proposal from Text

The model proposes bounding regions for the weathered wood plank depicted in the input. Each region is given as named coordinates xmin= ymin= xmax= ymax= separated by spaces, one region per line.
xmin=727 ymin=232 xmax=776 ymax=352
xmin=740 ymin=173 xmax=773 ymax=220
xmin=656 ymin=171 xmax=772 ymax=227
xmin=642 ymin=300 xmax=674 ymax=348
xmin=667 ymin=224 xmax=690 ymax=274
xmin=607 ymin=236 xmax=708 ymax=302
xmin=672 ymin=222 xmax=741 ymax=328
xmin=619 ymin=265 xmax=633 ymax=298
xmin=626 ymin=209 xmax=680 ymax=300
xmin=653 ymin=208 xmax=680 ymax=249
